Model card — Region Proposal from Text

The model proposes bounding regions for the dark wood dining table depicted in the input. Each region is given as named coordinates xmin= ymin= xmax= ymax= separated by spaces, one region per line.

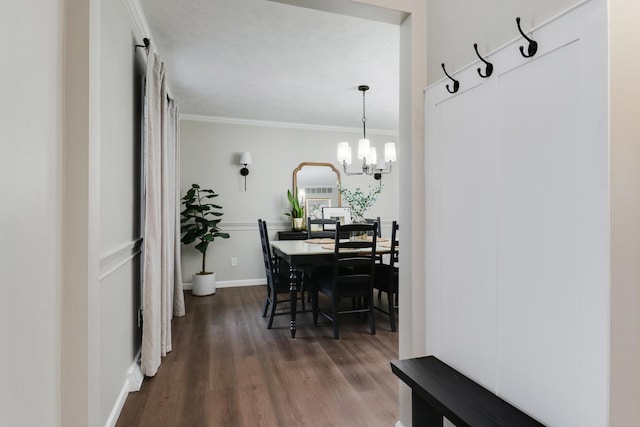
xmin=270 ymin=239 xmax=392 ymax=338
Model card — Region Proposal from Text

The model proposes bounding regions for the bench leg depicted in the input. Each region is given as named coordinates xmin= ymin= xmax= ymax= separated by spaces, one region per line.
xmin=412 ymin=390 xmax=443 ymax=427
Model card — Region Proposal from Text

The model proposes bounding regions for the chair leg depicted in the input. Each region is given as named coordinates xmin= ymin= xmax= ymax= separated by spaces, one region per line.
xmin=267 ymin=294 xmax=277 ymax=329
xmin=332 ymin=294 xmax=339 ymax=339
xmin=262 ymin=294 xmax=270 ymax=318
xmin=312 ymin=288 xmax=319 ymax=326
xmin=369 ymin=292 xmax=376 ymax=336
xmin=388 ymin=291 xmax=396 ymax=332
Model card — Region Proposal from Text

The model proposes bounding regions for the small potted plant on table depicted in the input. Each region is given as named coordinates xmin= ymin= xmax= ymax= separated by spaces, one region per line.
xmin=180 ymin=183 xmax=230 ymax=296
xmin=338 ymin=184 xmax=383 ymax=239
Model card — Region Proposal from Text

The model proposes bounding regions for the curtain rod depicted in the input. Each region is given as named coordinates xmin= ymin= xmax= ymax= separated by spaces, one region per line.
xmin=135 ymin=38 xmax=150 ymax=53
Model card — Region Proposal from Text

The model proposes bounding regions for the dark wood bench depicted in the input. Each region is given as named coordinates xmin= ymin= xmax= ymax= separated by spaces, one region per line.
xmin=391 ymin=356 xmax=545 ymax=427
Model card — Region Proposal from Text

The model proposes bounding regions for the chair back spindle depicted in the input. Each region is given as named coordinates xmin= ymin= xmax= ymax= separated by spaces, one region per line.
xmin=307 ymin=217 xmax=337 ymax=239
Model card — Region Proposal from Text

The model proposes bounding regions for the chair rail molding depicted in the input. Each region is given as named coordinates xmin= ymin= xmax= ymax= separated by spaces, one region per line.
xmin=99 ymin=238 xmax=143 ymax=281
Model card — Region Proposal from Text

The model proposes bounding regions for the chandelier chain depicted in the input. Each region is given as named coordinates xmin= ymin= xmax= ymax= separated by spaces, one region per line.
xmin=362 ymin=88 xmax=367 ymax=139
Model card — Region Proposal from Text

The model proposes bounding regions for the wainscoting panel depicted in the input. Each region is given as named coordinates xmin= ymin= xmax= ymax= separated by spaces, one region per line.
xmin=424 ymin=1 xmax=608 ymax=425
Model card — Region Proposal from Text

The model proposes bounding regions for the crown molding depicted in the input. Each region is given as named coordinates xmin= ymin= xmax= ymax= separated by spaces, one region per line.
xmin=180 ymin=114 xmax=399 ymax=137
xmin=124 ymin=0 xmax=154 ymax=45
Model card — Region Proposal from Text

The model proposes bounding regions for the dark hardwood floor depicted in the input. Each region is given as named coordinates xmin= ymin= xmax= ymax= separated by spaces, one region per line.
xmin=116 ymin=285 xmax=399 ymax=427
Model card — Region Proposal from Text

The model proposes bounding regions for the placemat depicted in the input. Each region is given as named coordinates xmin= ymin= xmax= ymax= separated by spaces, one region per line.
xmin=321 ymin=244 xmax=360 ymax=251
xmin=305 ymin=238 xmax=334 ymax=244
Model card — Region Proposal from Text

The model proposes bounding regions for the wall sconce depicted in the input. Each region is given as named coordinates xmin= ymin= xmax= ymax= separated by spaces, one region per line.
xmin=337 ymin=85 xmax=396 ymax=180
xmin=239 ymin=152 xmax=252 ymax=191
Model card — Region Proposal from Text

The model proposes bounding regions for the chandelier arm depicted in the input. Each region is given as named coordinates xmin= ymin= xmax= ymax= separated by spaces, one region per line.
xmin=342 ymin=160 xmax=364 ymax=176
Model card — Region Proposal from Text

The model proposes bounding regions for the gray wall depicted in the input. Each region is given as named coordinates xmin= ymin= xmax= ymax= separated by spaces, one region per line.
xmin=609 ymin=1 xmax=640 ymax=424
xmin=179 ymin=117 xmax=400 ymax=285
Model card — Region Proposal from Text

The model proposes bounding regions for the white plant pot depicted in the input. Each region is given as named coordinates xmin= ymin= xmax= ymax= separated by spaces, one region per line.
xmin=292 ymin=217 xmax=304 ymax=231
xmin=192 ymin=272 xmax=216 ymax=296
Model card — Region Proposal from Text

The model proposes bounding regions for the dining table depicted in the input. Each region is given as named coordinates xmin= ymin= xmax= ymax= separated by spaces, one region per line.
xmin=270 ymin=238 xmax=393 ymax=338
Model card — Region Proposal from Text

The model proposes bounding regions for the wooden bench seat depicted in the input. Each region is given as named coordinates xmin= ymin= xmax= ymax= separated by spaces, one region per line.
xmin=391 ymin=356 xmax=545 ymax=427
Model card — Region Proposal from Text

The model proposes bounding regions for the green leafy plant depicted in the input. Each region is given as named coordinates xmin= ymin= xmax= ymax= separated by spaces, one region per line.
xmin=284 ymin=189 xmax=304 ymax=219
xmin=180 ymin=183 xmax=230 ymax=274
xmin=338 ymin=184 xmax=383 ymax=221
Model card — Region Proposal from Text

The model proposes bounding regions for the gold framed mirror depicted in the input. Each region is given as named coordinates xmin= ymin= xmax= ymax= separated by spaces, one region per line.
xmin=293 ymin=162 xmax=341 ymax=218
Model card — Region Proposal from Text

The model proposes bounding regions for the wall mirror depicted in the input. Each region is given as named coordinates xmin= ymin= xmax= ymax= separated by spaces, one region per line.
xmin=293 ymin=162 xmax=341 ymax=219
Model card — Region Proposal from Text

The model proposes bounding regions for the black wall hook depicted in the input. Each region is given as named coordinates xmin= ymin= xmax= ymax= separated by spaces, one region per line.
xmin=441 ymin=63 xmax=460 ymax=94
xmin=473 ymin=43 xmax=493 ymax=78
xmin=516 ymin=17 xmax=537 ymax=58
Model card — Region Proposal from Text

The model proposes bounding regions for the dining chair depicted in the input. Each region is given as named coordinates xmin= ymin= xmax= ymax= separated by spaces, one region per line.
xmin=373 ymin=221 xmax=399 ymax=331
xmin=258 ymin=219 xmax=305 ymax=329
xmin=309 ymin=222 xmax=378 ymax=339
xmin=365 ymin=216 xmax=381 ymax=237
xmin=306 ymin=217 xmax=337 ymax=239
xmin=364 ymin=217 xmax=382 ymax=263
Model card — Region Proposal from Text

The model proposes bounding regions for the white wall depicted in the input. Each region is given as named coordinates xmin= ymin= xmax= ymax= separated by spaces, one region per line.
xmin=0 ymin=2 xmax=63 ymax=426
xmin=425 ymin=2 xmax=609 ymax=425
xmin=427 ymin=0 xmax=581 ymax=86
xmin=98 ymin=0 xmax=144 ymax=424
xmin=61 ymin=0 xmax=144 ymax=425
xmin=179 ymin=117 xmax=400 ymax=285
xmin=1 ymin=0 xmax=146 ymax=426
xmin=423 ymin=0 xmax=640 ymax=425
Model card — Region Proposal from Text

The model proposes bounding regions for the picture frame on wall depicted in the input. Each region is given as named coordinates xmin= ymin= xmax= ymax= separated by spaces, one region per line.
xmin=306 ymin=198 xmax=331 ymax=222
xmin=322 ymin=207 xmax=351 ymax=229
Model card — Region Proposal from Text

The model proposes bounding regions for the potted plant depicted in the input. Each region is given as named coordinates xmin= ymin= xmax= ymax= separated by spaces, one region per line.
xmin=284 ymin=189 xmax=305 ymax=231
xmin=180 ymin=183 xmax=230 ymax=296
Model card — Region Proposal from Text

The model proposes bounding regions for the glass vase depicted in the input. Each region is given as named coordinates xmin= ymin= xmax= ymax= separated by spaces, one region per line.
xmin=350 ymin=214 xmax=368 ymax=241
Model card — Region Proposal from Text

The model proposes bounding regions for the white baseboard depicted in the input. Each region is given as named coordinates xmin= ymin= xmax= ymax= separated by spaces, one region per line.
xmin=104 ymin=381 xmax=129 ymax=427
xmin=182 ymin=279 xmax=266 ymax=290
xmin=395 ymin=422 xmax=405 ymax=427
xmin=127 ymin=353 xmax=143 ymax=392
xmin=105 ymin=352 xmax=143 ymax=427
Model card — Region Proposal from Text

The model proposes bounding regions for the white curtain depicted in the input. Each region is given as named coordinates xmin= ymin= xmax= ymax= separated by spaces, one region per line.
xmin=141 ymin=52 xmax=185 ymax=377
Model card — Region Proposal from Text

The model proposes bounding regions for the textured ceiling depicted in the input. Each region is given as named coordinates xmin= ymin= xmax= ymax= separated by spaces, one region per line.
xmin=138 ymin=0 xmax=400 ymax=131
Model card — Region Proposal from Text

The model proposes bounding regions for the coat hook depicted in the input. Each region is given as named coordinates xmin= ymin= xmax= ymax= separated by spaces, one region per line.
xmin=473 ymin=43 xmax=493 ymax=78
xmin=516 ymin=17 xmax=537 ymax=58
xmin=441 ymin=63 xmax=459 ymax=94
